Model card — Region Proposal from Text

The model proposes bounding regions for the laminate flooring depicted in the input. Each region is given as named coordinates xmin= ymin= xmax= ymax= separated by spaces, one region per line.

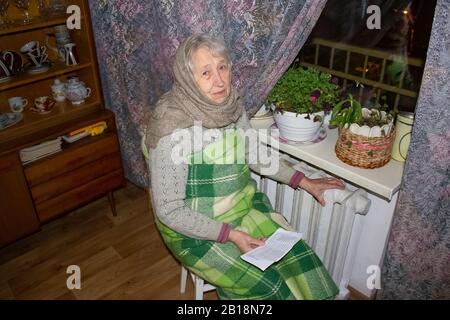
xmin=0 ymin=181 xmax=217 ymax=300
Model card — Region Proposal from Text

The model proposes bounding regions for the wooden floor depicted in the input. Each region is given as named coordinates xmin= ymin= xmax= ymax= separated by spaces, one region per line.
xmin=0 ymin=181 xmax=217 ymax=300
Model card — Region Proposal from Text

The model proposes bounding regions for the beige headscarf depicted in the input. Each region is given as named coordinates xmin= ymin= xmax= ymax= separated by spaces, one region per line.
xmin=146 ymin=34 xmax=244 ymax=149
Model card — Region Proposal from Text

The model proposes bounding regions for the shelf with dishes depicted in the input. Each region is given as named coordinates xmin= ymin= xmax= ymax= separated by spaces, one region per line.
xmin=1 ymin=1 xmax=92 ymax=87
xmin=0 ymin=61 xmax=92 ymax=90
xmin=0 ymin=67 xmax=101 ymax=143
xmin=0 ymin=99 xmax=102 ymax=152
xmin=1 ymin=17 xmax=92 ymax=86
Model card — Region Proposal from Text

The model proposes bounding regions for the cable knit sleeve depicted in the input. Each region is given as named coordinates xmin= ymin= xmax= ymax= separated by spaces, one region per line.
xmin=149 ymin=132 xmax=227 ymax=241
xmin=236 ymin=111 xmax=304 ymax=188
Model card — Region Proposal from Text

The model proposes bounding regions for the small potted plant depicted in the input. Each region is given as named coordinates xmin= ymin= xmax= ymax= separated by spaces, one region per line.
xmin=330 ymin=94 xmax=396 ymax=168
xmin=267 ymin=67 xmax=340 ymax=142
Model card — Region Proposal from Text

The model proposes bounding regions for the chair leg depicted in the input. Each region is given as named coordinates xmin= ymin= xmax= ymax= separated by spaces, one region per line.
xmin=180 ymin=266 xmax=188 ymax=294
xmin=107 ymin=191 xmax=117 ymax=216
xmin=195 ymin=277 xmax=204 ymax=300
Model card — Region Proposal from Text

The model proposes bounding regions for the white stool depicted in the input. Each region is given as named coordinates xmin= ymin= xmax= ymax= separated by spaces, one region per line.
xmin=180 ymin=266 xmax=216 ymax=300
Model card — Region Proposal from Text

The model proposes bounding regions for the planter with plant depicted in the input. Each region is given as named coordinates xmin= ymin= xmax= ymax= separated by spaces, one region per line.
xmin=267 ymin=67 xmax=340 ymax=142
xmin=330 ymin=94 xmax=396 ymax=168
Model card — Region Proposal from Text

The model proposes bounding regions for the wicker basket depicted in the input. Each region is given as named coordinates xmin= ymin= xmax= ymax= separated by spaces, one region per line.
xmin=335 ymin=126 xmax=396 ymax=169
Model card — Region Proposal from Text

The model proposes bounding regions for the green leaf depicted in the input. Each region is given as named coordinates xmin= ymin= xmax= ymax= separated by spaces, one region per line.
xmin=331 ymin=100 xmax=345 ymax=118
xmin=267 ymin=67 xmax=341 ymax=114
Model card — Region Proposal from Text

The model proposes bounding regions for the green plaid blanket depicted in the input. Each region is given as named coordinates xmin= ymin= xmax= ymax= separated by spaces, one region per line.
xmin=155 ymin=130 xmax=338 ymax=299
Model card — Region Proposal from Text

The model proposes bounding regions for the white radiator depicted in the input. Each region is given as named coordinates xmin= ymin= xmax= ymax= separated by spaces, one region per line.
xmin=252 ymin=159 xmax=371 ymax=300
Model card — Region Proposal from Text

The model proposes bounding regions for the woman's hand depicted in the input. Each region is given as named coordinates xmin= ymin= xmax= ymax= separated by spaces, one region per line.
xmin=299 ymin=176 xmax=345 ymax=206
xmin=228 ymin=229 xmax=265 ymax=253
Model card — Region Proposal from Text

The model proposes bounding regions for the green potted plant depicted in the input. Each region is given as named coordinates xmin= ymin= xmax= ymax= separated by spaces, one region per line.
xmin=330 ymin=94 xmax=394 ymax=136
xmin=330 ymin=94 xmax=396 ymax=168
xmin=267 ymin=67 xmax=340 ymax=142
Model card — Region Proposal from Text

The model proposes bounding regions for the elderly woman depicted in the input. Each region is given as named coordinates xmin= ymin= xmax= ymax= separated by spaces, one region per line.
xmin=145 ymin=33 xmax=345 ymax=300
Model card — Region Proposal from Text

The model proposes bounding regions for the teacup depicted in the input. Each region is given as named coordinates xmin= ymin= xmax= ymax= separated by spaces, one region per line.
xmin=20 ymin=41 xmax=44 ymax=55
xmin=34 ymin=96 xmax=55 ymax=113
xmin=46 ymin=25 xmax=72 ymax=61
xmin=63 ymin=43 xmax=79 ymax=66
xmin=8 ymin=97 xmax=28 ymax=113
xmin=0 ymin=51 xmax=23 ymax=78
xmin=20 ymin=41 xmax=49 ymax=67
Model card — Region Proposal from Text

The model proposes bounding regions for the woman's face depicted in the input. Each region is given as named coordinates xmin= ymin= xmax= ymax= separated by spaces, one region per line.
xmin=191 ymin=47 xmax=231 ymax=104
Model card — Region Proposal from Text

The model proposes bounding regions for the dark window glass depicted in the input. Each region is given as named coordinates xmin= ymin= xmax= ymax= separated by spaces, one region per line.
xmin=292 ymin=0 xmax=436 ymax=113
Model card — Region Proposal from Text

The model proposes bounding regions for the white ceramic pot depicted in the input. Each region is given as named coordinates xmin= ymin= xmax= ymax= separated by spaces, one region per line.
xmin=323 ymin=113 xmax=332 ymax=126
xmin=273 ymin=109 xmax=324 ymax=142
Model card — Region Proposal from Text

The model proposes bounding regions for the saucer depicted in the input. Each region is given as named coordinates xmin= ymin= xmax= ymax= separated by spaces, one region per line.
xmin=0 ymin=75 xmax=13 ymax=83
xmin=252 ymin=111 xmax=273 ymax=120
xmin=31 ymin=107 xmax=53 ymax=114
xmin=270 ymin=123 xmax=327 ymax=146
xmin=0 ymin=113 xmax=23 ymax=130
xmin=25 ymin=61 xmax=52 ymax=74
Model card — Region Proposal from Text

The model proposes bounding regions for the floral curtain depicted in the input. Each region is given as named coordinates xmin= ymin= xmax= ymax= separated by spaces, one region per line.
xmin=379 ymin=0 xmax=450 ymax=299
xmin=88 ymin=0 xmax=327 ymax=187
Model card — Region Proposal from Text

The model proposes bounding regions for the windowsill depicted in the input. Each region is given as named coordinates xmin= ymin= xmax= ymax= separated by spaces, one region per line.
xmin=250 ymin=117 xmax=404 ymax=201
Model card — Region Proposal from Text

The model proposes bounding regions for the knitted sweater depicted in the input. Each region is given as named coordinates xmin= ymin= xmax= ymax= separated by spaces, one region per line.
xmin=149 ymin=112 xmax=302 ymax=241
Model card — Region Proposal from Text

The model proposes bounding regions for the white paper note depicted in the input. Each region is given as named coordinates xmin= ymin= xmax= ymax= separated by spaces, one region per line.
xmin=240 ymin=228 xmax=303 ymax=271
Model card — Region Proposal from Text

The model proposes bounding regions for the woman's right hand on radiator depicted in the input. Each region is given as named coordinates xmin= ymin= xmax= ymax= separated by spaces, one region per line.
xmin=299 ymin=177 xmax=345 ymax=206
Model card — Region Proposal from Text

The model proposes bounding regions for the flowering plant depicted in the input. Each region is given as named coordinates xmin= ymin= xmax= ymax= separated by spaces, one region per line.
xmin=267 ymin=67 xmax=341 ymax=119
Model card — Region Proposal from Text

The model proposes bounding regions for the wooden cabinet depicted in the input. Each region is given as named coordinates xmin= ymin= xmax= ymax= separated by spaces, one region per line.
xmin=0 ymin=1 xmax=125 ymax=247
xmin=0 ymin=153 xmax=40 ymax=247
xmin=23 ymin=113 xmax=124 ymax=224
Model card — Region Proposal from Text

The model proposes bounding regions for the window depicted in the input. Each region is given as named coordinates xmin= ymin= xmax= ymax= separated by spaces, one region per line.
xmin=293 ymin=0 xmax=436 ymax=113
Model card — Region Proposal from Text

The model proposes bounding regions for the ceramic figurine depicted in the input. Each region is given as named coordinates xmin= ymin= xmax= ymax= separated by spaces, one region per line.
xmin=51 ymin=78 xmax=66 ymax=102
